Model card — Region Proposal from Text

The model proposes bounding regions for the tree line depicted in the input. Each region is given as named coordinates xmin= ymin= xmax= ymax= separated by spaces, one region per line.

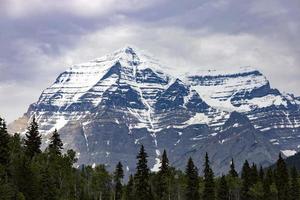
xmin=0 ymin=116 xmax=299 ymax=200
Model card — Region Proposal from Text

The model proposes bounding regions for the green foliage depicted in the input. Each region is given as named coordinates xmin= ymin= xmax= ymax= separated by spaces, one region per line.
xmin=91 ymin=165 xmax=112 ymax=200
xmin=114 ymin=162 xmax=124 ymax=200
xmin=241 ymin=160 xmax=251 ymax=200
xmin=124 ymin=174 xmax=134 ymax=200
xmin=24 ymin=117 xmax=41 ymax=158
xmin=185 ymin=157 xmax=200 ymax=200
xmin=156 ymin=150 xmax=170 ymax=200
xmin=259 ymin=165 xmax=264 ymax=182
xmin=250 ymin=163 xmax=258 ymax=185
xmin=290 ymin=166 xmax=300 ymax=200
xmin=1 ymin=115 xmax=300 ymax=200
xmin=48 ymin=129 xmax=63 ymax=155
xmin=263 ymin=168 xmax=274 ymax=200
xmin=226 ymin=175 xmax=241 ymax=200
xmin=275 ymin=153 xmax=290 ymax=200
xmin=203 ymin=153 xmax=215 ymax=200
xmin=134 ymin=145 xmax=152 ymax=200
xmin=217 ymin=175 xmax=229 ymax=200
xmin=229 ymin=158 xmax=238 ymax=178
xmin=249 ymin=182 xmax=264 ymax=200
xmin=0 ymin=118 xmax=10 ymax=167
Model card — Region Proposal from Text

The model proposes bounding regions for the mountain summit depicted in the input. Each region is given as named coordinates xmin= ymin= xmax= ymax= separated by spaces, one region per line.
xmin=9 ymin=47 xmax=300 ymax=175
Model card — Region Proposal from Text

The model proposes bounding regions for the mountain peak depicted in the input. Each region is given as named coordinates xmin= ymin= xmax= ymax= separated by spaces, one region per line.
xmin=9 ymin=46 xmax=300 ymax=178
xmin=113 ymin=45 xmax=138 ymax=56
xmin=121 ymin=46 xmax=136 ymax=54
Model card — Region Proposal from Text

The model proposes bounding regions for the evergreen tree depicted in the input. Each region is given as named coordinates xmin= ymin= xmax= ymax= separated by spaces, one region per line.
xmin=249 ymin=182 xmax=264 ymax=200
xmin=157 ymin=150 xmax=170 ymax=200
xmin=114 ymin=162 xmax=124 ymax=200
xmin=241 ymin=160 xmax=251 ymax=200
xmin=202 ymin=153 xmax=215 ymax=200
xmin=48 ymin=129 xmax=63 ymax=155
xmin=134 ymin=145 xmax=152 ymax=200
xmin=275 ymin=153 xmax=290 ymax=200
xmin=263 ymin=168 xmax=274 ymax=200
xmin=250 ymin=163 xmax=258 ymax=186
xmin=229 ymin=158 xmax=238 ymax=178
xmin=24 ymin=117 xmax=41 ymax=158
xmin=259 ymin=166 xmax=264 ymax=182
xmin=0 ymin=117 xmax=10 ymax=167
xmin=40 ymin=166 xmax=57 ymax=200
xmin=124 ymin=175 xmax=134 ymax=200
xmin=91 ymin=165 xmax=112 ymax=200
xmin=290 ymin=166 xmax=300 ymax=200
xmin=185 ymin=157 xmax=200 ymax=200
xmin=217 ymin=175 xmax=229 ymax=200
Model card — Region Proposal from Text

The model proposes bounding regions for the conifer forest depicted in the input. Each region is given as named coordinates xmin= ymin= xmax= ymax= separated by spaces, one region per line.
xmin=0 ymin=117 xmax=299 ymax=200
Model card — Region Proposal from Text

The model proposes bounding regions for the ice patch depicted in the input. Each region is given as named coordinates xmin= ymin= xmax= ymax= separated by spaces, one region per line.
xmin=281 ymin=150 xmax=297 ymax=157
xmin=155 ymin=149 xmax=161 ymax=156
xmin=174 ymin=139 xmax=180 ymax=146
xmin=151 ymin=158 xmax=161 ymax=172
xmin=232 ymin=123 xmax=240 ymax=128
xmin=184 ymin=113 xmax=210 ymax=125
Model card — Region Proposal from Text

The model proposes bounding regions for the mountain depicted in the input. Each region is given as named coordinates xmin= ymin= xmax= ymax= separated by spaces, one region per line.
xmin=8 ymin=46 xmax=300 ymax=175
xmin=280 ymin=152 xmax=300 ymax=170
xmin=187 ymin=68 xmax=300 ymax=156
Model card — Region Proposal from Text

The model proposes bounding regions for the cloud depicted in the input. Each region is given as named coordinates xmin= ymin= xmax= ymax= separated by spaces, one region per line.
xmin=1 ymin=0 xmax=162 ymax=18
xmin=0 ymin=0 xmax=299 ymax=123
xmin=56 ymin=25 xmax=300 ymax=93
xmin=0 ymin=82 xmax=41 ymax=123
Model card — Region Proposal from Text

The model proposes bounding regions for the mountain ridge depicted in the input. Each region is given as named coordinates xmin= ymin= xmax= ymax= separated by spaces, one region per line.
xmin=8 ymin=46 xmax=300 ymax=175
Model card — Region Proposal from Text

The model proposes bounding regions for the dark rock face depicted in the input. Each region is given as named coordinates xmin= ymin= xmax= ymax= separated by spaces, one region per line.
xmin=8 ymin=47 xmax=300 ymax=175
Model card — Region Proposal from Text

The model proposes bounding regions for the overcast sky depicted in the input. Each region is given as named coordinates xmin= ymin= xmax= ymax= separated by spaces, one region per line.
xmin=0 ymin=0 xmax=299 ymax=123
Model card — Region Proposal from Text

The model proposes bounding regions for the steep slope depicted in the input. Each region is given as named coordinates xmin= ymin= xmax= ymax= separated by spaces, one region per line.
xmin=187 ymin=67 xmax=300 ymax=156
xmin=170 ymin=111 xmax=280 ymax=174
xmin=8 ymin=47 xmax=299 ymax=175
xmin=9 ymin=47 xmax=226 ymax=174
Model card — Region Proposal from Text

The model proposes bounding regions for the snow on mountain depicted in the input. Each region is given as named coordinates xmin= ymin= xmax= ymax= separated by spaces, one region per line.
xmin=8 ymin=46 xmax=300 ymax=176
xmin=186 ymin=67 xmax=300 ymax=156
xmin=186 ymin=67 xmax=283 ymax=112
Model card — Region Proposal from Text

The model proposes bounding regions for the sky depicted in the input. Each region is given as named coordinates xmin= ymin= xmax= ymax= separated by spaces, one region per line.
xmin=0 ymin=0 xmax=299 ymax=123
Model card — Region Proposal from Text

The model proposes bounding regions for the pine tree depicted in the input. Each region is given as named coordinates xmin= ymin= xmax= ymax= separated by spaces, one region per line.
xmin=114 ymin=162 xmax=124 ymax=200
xmin=263 ymin=168 xmax=273 ymax=200
xmin=24 ymin=117 xmax=41 ymax=158
xmin=157 ymin=150 xmax=170 ymax=200
xmin=160 ymin=150 xmax=169 ymax=174
xmin=185 ymin=157 xmax=200 ymax=200
xmin=275 ymin=153 xmax=290 ymax=200
xmin=217 ymin=175 xmax=229 ymax=200
xmin=241 ymin=160 xmax=251 ymax=200
xmin=91 ymin=165 xmax=112 ymax=200
xmin=124 ymin=175 xmax=134 ymax=200
xmin=0 ymin=117 xmax=10 ymax=166
xmin=290 ymin=166 xmax=300 ymax=200
xmin=48 ymin=129 xmax=63 ymax=155
xmin=229 ymin=158 xmax=238 ymax=178
xmin=134 ymin=145 xmax=152 ymax=200
xmin=202 ymin=152 xmax=215 ymax=200
xmin=259 ymin=166 xmax=264 ymax=182
xmin=250 ymin=163 xmax=258 ymax=186
xmin=40 ymin=166 xmax=57 ymax=200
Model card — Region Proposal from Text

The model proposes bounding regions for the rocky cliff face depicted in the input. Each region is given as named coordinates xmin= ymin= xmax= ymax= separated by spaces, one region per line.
xmin=9 ymin=47 xmax=300 ymax=175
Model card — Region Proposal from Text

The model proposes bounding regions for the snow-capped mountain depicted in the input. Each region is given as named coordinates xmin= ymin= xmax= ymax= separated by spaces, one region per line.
xmin=187 ymin=68 xmax=300 ymax=156
xmin=9 ymin=46 xmax=300 ymax=175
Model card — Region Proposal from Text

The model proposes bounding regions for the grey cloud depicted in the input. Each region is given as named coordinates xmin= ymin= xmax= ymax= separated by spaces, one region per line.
xmin=0 ymin=0 xmax=299 ymax=122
